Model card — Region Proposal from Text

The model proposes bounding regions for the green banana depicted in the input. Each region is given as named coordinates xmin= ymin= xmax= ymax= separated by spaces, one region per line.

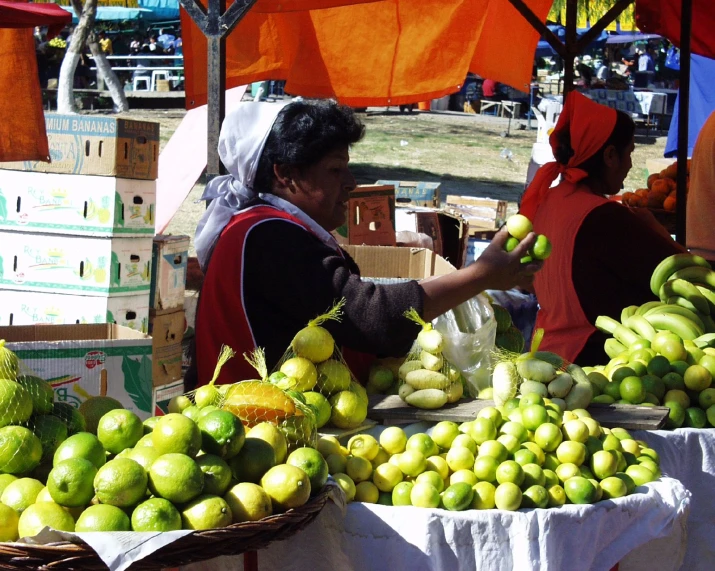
xmin=643 ymin=312 xmax=704 ymax=340
xmin=532 ymin=351 xmax=566 ymax=369
xmin=695 ymin=285 xmax=715 ymax=313
xmin=693 ymin=333 xmax=715 ymax=349
xmin=659 ymin=279 xmax=710 ymax=315
xmin=650 ymin=253 xmax=712 ymax=297
xmin=595 ymin=315 xmax=620 ymax=335
xmin=644 ymin=304 xmax=707 ymax=333
xmin=702 ymin=314 xmax=715 ymax=334
xmin=604 ymin=338 xmax=627 ymax=359
xmin=620 ymin=305 xmax=639 ymax=323
xmin=636 ymin=301 xmax=665 ymax=315
xmin=670 ymin=266 xmax=715 ymax=290
xmin=624 ymin=315 xmax=657 ymax=342
xmin=666 ymin=295 xmax=701 ymax=314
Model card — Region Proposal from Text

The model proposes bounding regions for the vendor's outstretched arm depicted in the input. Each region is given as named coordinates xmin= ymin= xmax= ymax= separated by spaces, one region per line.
xmin=420 ymin=228 xmax=540 ymax=321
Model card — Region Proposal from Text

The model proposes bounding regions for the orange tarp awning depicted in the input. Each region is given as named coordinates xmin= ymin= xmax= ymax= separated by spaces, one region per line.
xmin=182 ymin=0 xmax=552 ymax=109
xmin=0 ymin=1 xmax=71 ymax=163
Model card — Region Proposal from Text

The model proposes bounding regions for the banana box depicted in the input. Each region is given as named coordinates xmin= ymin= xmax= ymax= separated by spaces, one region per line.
xmin=1 ymin=324 xmax=153 ymax=420
xmin=150 ymin=235 xmax=189 ymax=311
xmin=0 ymin=170 xmax=156 ymax=237
xmin=0 ymin=290 xmax=150 ymax=333
xmin=1 ymin=115 xmax=159 ymax=180
xmin=0 ymin=231 xmax=152 ymax=296
xmin=152 ymin=379 xmax=185 ymax=416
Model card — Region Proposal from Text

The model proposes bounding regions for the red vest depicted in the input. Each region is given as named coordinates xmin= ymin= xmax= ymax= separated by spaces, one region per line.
xmin=195 ymin=206 xmax=316 ymax=385
xmin=532 ymin=182 xmax=609 ymax=362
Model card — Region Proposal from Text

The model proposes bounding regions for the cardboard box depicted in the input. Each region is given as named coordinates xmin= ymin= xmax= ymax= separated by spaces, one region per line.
xmin=347 ymin=185 xmax=396 ymax=247
xmin=2 ymin=115 xmax=159 ymax=180
xmin=150 ymin=235 xmax=189 ymax=311
xmin=152 ymin=379 xmax=185 ymax=416
xmin=0 ymin=231 xmax=152 ymax=296
xmin=344 ymin=245 xmax=456 ymax=279
xmin=0 ymin=290 xmax=150 ymax=333
xmin=465 ymin=230 xmax=499 ymax=266
xmin=376 ymin=180 xmax=441 ymax=208
xmin=445 ymin=195 xmax=508 ymax=232
xmin=0 ymin=170 xmax=156 ymax=237
xmin=395 ymin=206 xmax=469 ymax=268
xmin=149 ymin=309 xmax=185 ymax=387
xmin=1 ymin=324 xmax=153 ymax=419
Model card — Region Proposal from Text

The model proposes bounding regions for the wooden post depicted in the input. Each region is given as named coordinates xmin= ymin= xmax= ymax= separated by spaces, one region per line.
xmin=675 ymin=0 xmax=692 ymax=245
xmin=563 ymin=0 xmax=578 ymax=95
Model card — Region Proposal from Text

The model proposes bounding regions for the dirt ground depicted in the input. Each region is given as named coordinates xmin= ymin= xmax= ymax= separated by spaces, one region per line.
xmin=123 ymin=106 xmax=668 ymax=255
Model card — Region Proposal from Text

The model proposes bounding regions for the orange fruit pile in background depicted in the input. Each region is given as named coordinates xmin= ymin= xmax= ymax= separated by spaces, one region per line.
xmin=622 ymin=160 xmax=690 ymax=212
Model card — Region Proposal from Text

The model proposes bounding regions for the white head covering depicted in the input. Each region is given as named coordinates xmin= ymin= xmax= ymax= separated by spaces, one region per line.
xmin=194 ymin=99 xmax=340 ymax=271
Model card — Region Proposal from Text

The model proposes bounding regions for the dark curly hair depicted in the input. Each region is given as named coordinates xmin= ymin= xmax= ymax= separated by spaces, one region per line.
xmin=254 ymin=99 xmax=365 ymax=192
xmin=553 ymin=109 xmax=635 ymax=179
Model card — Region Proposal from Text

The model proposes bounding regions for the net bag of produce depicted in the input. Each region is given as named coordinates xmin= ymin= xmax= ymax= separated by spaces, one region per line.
xmin=397 ymin=309 xmax=467 ymax=409
xmin=191 ymin=345 xmax=319 ymax=452
xmin=272 ymin=299 xmax=368 ymax=437
xmin=432 ymin=295 xmax=497 ymax=397
xmin=0 ymin=339 xmax=83 ymax=477
xmin=490 ymin=329 xmax=594 ymax=410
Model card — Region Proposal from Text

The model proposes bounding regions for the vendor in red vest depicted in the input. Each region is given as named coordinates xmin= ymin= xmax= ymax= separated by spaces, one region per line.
xmin=188 ymin=99 xmax=541 ymax=387
xmin=520 ymin=92 xmax=684 ymax=366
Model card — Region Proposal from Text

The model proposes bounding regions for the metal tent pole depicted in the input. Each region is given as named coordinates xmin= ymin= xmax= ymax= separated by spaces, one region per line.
xmin=180 ymin=0 xmax=258 ymax=179
xmin=675 ymin=0 xmax=692 ymax=245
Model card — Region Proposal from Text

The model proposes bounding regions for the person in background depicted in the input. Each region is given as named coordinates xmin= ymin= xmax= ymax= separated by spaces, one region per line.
xmin=520 ymin=92 xmax=685 ymax=366
xmin=481 ymin=78 xmax=502 ymax=101
xmin=157 ymin=28 xmax=176 ymax=51
xmin=129 ymin=36 xmax=141 ymax=55
xmin=686 ymin=110 xmax=715 ymax=264
xmin=188 ymin=99 xmax=541 ymax=386
xmin=638 ymin=48 xmax=655 ymax=73
xmin=98 ymin=31 xmax=113 ymax=55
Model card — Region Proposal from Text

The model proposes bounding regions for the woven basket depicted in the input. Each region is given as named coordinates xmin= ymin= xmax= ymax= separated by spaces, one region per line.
xmin=0 ymin=485 xmax=333 ymax=571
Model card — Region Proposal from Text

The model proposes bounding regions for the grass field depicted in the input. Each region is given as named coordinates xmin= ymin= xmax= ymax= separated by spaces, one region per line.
xmin=124 ymin=106 xmax=668 ymax=255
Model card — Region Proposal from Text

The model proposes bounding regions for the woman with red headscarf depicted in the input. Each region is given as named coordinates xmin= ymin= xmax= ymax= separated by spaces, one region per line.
xmin=520 ymin=92 xmax=685 ymax=365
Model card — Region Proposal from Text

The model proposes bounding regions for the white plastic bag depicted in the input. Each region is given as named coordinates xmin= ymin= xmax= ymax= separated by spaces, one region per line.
xmin=433 ymin=294 xmax=496 ymax=397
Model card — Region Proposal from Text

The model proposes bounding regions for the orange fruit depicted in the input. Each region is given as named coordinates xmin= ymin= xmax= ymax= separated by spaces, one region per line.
xmin=635 ymin=188 xmax=649 ymax=199
xmin=663 ymin=196 xmax=676 ymax=212
xmin=647 ymin=193 xmax=665 ymax=209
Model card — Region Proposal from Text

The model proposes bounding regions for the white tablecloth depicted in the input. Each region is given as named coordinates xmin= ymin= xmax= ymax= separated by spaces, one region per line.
xmin=583 ymin=89 xmax=668 ymax=117
xmin=633 ymin=428 xmax=715 ymax=571
xmin=182 ymin=478 xmax=689 ymax=571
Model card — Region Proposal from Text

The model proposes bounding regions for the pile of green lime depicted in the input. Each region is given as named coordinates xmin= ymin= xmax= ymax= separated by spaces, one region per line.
xmin=317 ymin=393 xmax=661 ymax=511
xmin=1 ymin=398 xmax=325 ymax=541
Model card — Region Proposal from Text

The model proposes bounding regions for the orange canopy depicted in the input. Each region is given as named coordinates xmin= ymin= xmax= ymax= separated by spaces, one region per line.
xmin=0 ymin=1 xmax=70 ymax=163
xmin=182 ymin=0 xmax=552 ymax=109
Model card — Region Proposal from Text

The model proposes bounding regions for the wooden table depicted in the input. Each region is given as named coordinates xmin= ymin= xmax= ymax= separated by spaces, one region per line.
xmin=367 ymin=394 xmax=669 ymax=430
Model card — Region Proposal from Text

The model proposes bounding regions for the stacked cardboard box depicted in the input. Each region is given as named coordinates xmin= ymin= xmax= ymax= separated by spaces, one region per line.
xmin=0 ymin=114 xmax=160 ymax=414
xmin=0 ymin=114 xmax=159 ymax=333
xmin=149 ymin=235 xmax=189 ymax=389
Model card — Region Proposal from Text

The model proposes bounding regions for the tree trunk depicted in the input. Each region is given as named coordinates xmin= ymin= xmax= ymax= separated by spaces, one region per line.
xmin=88 ymin=35 xmax=129 ymax=112
xmin=57 ymin=0 xmax=97 ymax=114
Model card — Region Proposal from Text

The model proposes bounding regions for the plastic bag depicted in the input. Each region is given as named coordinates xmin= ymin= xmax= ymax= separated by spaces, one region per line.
xmin=433 ymin=294 xmax=497 ymax=397
xmin=665 ymin=47 xmax=680 ymax=71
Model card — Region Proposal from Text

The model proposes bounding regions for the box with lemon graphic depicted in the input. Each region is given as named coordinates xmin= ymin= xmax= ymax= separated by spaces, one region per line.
xmin=0 ymin=231 xmax=152 ymax=296
xmin=0 ymin=170 xmax=156 ymax=237
xmin=0 ymin=323 xmax=153 ymax=420
xmin=0 ymin=290 xmax=149 ymax=332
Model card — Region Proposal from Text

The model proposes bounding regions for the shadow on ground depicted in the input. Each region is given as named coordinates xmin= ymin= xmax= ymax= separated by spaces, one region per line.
xmin=350 ymin=162 xmax=526 ymax=203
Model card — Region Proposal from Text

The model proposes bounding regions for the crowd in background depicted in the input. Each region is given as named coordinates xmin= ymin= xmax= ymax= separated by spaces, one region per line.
xmin=34 ymin=23 xmax=183 ymax=90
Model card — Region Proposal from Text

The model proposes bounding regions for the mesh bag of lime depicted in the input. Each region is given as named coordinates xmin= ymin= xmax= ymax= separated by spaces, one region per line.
xmin=271 ymin=299 xmax=368 ymax=432
xmin=185 ymin=345 xmax=318 ymax=453
xmin=396 ymin=309 xmax=466 ymax=410
xmin=490 ymin=329 xmax=594 ymax=411
xmin=0 ymin=340 xmax=85 ymax=477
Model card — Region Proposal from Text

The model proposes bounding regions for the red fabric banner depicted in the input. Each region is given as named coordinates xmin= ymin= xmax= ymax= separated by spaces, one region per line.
xmin=636 ymin=0 xmax=715 ymax=60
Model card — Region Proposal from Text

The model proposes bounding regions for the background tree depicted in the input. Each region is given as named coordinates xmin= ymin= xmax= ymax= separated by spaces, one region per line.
xmin=57 ymin=0 xmax=128 ymax=113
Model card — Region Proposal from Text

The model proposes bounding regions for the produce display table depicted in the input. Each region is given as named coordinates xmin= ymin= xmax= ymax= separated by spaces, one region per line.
xmin=367 ymin=395 xmax=670 ymax=430
xmin=633 ymin=428 xmax=715 ymax=571
xmin=180 ymin=478 xmax=689 ymax=571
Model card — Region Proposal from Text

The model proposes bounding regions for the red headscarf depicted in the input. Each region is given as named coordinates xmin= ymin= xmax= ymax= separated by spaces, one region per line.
xmin=520 ymin=92 xmax=617 ymax=220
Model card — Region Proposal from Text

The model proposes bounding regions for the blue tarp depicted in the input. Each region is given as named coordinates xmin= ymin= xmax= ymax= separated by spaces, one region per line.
xmin=61 ymin=6 xmax=151 ymax=22
xmin=665 ymin=54 xmax=715 ymax=157
xmin=535 ymin=25 xmax=608 ymax=60
xmin=137 ymin=0 xmax=179 ymax=21
xmin=61 ymin=0 xmax=178 ymax=22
